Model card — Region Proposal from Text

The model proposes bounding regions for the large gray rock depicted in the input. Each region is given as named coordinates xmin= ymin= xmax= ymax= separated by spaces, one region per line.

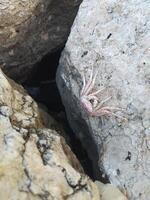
xmin=56 ymin=0 xmax=150 ymax=199
xmin=0 ymin=0 xmax=82 ymax=82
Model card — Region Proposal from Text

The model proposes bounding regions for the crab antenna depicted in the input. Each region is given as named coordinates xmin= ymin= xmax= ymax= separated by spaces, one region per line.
xmin=82 ymin=66 xmax=94 ymax=95
xmin=80 ymin=72 xmax=86 ymax=95
xmin=85 ymin=68 xmax=99 ymax=95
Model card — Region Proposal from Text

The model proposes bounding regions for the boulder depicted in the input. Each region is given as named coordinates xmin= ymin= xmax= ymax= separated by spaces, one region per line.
xmin=56 ymin=0 xmax=150 ymax=199
xmin=95 ymin=181 xmax=127 ymax=200
xmin=0 ymin=68 xmax=101 ymax=199
xmin=0 ymin=0 xmax=82 ymax=82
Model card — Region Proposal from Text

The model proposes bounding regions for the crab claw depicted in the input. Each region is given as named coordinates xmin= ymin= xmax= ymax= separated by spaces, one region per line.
xmin=80 ymin=96 xmax=93 ymax=113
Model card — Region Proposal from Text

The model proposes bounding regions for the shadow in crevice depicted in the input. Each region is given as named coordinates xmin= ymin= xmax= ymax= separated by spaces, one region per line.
xmin=64 ymin=98 xmax=110 ymax=183
xmin=22 ymin=48 xmax=101 ymax=181
xmin=25 ymin=47 xmax=63 ymax=85
xmin=23 ymin=47 xmax=64 ymax=112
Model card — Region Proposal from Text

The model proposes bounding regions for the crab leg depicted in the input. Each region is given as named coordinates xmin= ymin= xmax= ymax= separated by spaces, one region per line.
xmin=98 ymin=106 xmax=124 ymax=111
xmin=80 ymin=65 xmax=126 ymax=121
xmin=105 ymin=111 xmax=127 ymax=120
xmin=93 ymin=106 xmax=126 ymax=120
xmin=89 ymin=87 xmax=105 ymax=96
xmin=81 ymin=66 xmax=94 ymax=95
xmin=95 ymin=96 xmax=112 ymax=111
xmin=85 ymin=69 xmax=99 ymax=95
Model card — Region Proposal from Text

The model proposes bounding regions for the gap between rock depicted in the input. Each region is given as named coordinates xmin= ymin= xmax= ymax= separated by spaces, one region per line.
xmin=22 ymin=47 xmax=109 ymax=183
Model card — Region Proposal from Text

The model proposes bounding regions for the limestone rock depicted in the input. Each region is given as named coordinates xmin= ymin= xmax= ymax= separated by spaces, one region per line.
xmin=95 ymin=181 xmax=127 ymax=200
xmin=0 ymin=0 xmax=82 ymax=82
xmin=0 ymin=68 xmax=102 ymax=199
xmin=56 ymin=0 xmax=150 ymax=199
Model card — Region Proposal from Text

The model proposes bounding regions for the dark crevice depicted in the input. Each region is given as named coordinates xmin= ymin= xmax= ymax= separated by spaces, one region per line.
xmin=25 ymin=47 xmax=63 ymax=85
xmin=23 ymin=47 xmax=64 ymax=112
xmin=22 ymin=48 xmax=109 ymax=183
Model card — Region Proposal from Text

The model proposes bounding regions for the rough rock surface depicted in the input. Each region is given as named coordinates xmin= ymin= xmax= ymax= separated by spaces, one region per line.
xmin=0 ymin=0 xmax=82 ymax=82
xmin=56 ymin=0 xmax=150 ymax=199
xmin=0 ymin=68 xmax=101 ymax=200
xmin=95 ymin=181 xmax=127 ymax=200
xmin=0 ymin=69 xmax=127 ymax=200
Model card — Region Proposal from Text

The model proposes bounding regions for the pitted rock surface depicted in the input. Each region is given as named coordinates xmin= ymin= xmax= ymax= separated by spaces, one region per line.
xmin=56 ymin=0 xmax=150 ymax=199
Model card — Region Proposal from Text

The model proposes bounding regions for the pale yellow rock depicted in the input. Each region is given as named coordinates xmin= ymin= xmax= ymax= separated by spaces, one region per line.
xmin=23 ymin=133 xmax=100 ymax=200
xmin=0 ymin=68 xmax=101 ymax=200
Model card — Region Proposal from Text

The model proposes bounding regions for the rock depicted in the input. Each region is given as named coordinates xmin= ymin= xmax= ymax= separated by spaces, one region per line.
xmin=0 ymin=68 xmax=102 ymax=199
xmin=95 ymin=181 xmax=127 ymax=200
xmin=0 ymin=0 xmax=82 ymax=82
xmin=56 ymin=0 xmax=150 ymax=199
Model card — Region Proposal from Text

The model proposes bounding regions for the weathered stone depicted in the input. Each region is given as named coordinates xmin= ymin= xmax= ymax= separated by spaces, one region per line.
xmin=56 ymin=0 xmax=150 ymax=199
xmin=0 ymin=68 xmax=102 ymax=200
xmin=0 ymin=0 xmax=82 ymax=82
xmin=95 ymin=181 xmax=127 ymax=200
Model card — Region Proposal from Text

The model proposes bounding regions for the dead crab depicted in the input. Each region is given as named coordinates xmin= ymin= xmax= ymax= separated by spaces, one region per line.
xmin=80 ymin=67 xmax=125 ymax=119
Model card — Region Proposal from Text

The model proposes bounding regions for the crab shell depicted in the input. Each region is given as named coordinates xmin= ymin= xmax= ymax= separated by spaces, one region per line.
xmin=80 ymin=96 xmax=93 ymax=114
